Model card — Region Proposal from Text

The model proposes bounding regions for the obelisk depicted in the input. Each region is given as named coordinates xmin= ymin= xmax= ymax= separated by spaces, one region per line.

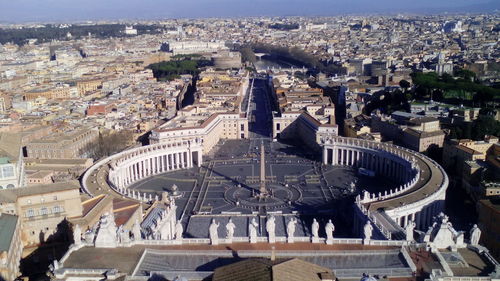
xmin=259 ymin=142 xmax=268 ymax=197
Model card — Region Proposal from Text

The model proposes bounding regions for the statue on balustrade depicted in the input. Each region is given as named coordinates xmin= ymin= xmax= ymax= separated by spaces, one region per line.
xmin=287 ymin=218 xmax=297 ymax=243
xmin=249 ymin=218 xmax=258 ymax=243
xmin=405 ymin=220 xmax=416 ymax=242
xmin=470 ymin=224 xmax=481 ymax=246
xmin=175 ymin=220 xmax=183 ymax=241
xmin=266 ymin=215 xmax=276 ymax=243
xmin=209 ymin=219 xmax=220 ymax=245
xmin=132 ymin=219 xmax=142 ymax=241
xmin=226 ymin=218 xmax=236 ymax=241
xmin=363 ymin=221 xmax=373 ymax=241
xmin=325 ymin=219 xmax=335 ymax=244
xmin=311 ymin=218 xmax=319 ymax=243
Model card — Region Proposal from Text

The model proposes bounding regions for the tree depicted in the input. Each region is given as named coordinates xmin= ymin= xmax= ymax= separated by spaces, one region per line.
xmin=80 ymin=130 xmax=134 ymax=160
xmin=239 ymin=46 xmax=256 ymax=63
xmin=399 ymin=79 xmax=410 ymax=92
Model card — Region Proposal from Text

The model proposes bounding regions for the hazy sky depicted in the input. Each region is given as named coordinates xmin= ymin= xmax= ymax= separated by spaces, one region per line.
xmin=1 ymin=0 xmax=499 ymax=23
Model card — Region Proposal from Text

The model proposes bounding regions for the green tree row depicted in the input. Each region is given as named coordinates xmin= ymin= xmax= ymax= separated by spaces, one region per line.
xmin=410 ymin=71 xmax=500 ymax=107
xmin=0 ymin=24 xmax=164 ymax=45
xmin=148 ymin=57 xmax=211 ymax=81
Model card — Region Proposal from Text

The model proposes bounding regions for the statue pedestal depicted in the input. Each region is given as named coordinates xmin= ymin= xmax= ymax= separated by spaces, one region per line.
xmin=287 ymin=237 xmax=294 ymax=244
xmin=268 ymin=237 xmax=275 ymax=244
xmin=363 ymin=238 xmax=371 ymax=245
xmin=312 ymin=237 xmax=320 ymax=243
xmin=250 ymin=237 xmax=257 ymax=244
xmin=325 ymin=238 xmax=333 ymax=245
xmin=211 ymin=239 xmax=219 ymax=245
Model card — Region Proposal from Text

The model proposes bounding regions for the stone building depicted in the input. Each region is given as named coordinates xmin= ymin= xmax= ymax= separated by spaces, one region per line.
xmin=442 ymin=136 xmax=498 ymax=176
xmin=477 ymin=198 xmax=500 ymax=260
xmin=76 ymin=78 xmax=103 ymax=96
xmin=371 ymin=111 xmax=445 ymax=153
xmin=23 ymin=85 xmax=73 ymax=101
xmin=0 ymin=92 xmax=11 ymax=113
xmin=26 ymin=127 xmax=99 ymax=159
xmin=0 ymin=181 xmax=82 ymax=245
xmin=0 ymin=213 xmax=23 ymax=281
xmin=0 ymin=132 xmax=26 ymax=189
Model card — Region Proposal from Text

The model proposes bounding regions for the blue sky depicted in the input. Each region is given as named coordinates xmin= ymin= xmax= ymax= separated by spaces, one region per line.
xmin=0 ymin=0 xmax=498 ymax=23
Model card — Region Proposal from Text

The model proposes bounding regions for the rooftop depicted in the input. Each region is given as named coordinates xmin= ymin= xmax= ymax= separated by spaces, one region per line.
xmin=0 ymin=213 xmax=18 ymax=252
xmin=0 ymin=181 xmax=80 ymax=203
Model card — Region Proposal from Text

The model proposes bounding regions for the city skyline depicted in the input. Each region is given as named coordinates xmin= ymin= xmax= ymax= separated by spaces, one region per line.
xmin=0 ymin=3 xmax=499 ymax=280
xmin=1 ymin=0 xmax=499 ymax=23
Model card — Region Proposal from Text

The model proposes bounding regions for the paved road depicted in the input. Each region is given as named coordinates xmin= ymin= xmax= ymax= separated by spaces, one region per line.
xmin=248 ymin=78 xmax=273 ymax=139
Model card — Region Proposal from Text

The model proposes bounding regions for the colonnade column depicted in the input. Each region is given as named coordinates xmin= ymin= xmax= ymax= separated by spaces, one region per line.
xmin=187 ymin=150 xmax=192 ymax=168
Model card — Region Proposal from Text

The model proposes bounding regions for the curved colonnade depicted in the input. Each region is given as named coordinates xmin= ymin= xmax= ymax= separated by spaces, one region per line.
xmin=81 ymin=139 xmax=203 ymax=201
xmin=82 ymin=136 xmax=448 ymax=240
xmin=322 ymin=137 xmax=448 ymax=237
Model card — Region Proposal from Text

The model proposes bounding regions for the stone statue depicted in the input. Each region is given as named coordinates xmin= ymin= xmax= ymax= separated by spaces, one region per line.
xmin=405 ymin=220 xmax=416 ymax=242
xmin=311 ymin=218 xmax=319 ymax=238
xmin=249 ymin=218 xmax=258 ymax=243
xmin=171 ymin=184 xmax=179 ymax=196
xmin=73 ymin=224 xmax=82 ymax=246
xmin=132 ymin=219 xmax=142 ymax=241
xmin=266 ymin=216 xmax=276 ymax=243
xmin=363 ymin=221 xmax=373 ymax=241
xmin=226 ymin=219 xmax=236 ymax=241
xmin=470 ymin=224 xmax=481 ymax=246
xmin=84 ymin=228 xmax=95 ymax=244
xmin=161 ymin=191 xmax=170 ymax=204
xmin=118 ymin=227 xmax=130 ymax=244
xmin=287 ymin=218 xmax=297 ymax=243
xmin=175 ymin=220 xmax=183 ymax=241
xmin=325 ymin=219 xmax=335 ymax=244
xmin=95 ymin=212 xmax=118 ymax=248
xmin=209 ymin=219 xmax=220 ymax=245
xmin=311 ymin=218 xmax=319 ymax=243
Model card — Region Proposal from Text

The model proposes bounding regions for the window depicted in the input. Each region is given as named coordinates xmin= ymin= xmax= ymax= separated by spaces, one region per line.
xmin=53 ymin=206 xmax=62 ymax=213
xmin=53 ymin=196 xmax=57 ymax=201
xmin=40 ymin=207 xmax=48 ymax=215
xmin=26 ymin=209 xmax=35 ymax=217
xmin=1 ymin=166 xmax=14 ymax=178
